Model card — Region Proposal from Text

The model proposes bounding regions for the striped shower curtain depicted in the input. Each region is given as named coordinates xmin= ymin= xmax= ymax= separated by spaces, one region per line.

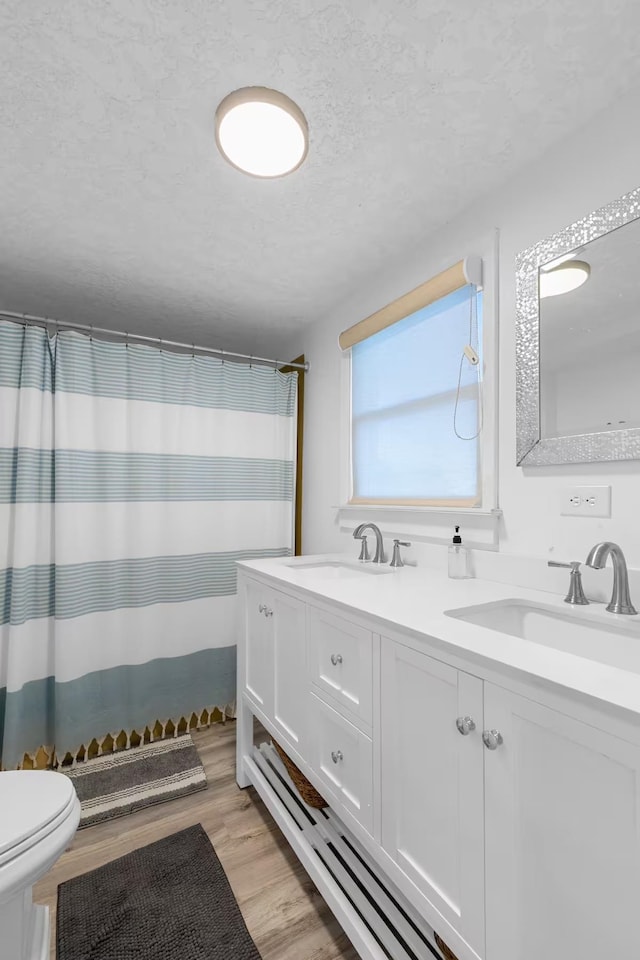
xmin=0 ymin=321 xmax=297 ymax=769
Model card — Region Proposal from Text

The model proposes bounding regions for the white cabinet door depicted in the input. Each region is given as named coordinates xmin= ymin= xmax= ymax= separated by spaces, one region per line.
xmin=272 ymin=591 xmax=307 ymax=753
xmin=244 ymin=579 xmax=274 ymax=715
xmin=308 ymin=606 xmax=373 ymax=727
xmin=309 ymin=691 xmax=373 ymax=835
xmin=244 ymin=580 xmax=307 ymax=753
xmin=381 ymin=639 xmax=485 ymax=957
xmin=484 ymin=683 xmax=640 ymax=960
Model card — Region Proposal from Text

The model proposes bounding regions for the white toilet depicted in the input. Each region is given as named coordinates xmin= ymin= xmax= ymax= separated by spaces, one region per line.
xmin=0 ymin=771 xmax=80 ymax=960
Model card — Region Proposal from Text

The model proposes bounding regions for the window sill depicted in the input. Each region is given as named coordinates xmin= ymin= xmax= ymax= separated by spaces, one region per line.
xmin=335 ymin=502 xmax=502 ymax=550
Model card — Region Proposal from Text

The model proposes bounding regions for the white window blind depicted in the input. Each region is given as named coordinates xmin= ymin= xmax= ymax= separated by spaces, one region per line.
xmin=351 ymin=285 xmax=482 ymax=504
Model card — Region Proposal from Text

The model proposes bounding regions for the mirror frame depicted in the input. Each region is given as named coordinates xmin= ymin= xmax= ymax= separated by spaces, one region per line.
xmin=516 ymin=185 xmax=640 ymax=465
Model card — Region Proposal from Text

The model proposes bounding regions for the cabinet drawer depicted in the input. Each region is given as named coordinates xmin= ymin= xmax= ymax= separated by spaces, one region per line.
xmin=308 ymin=691 xmax=373 ymax=835
xmin=308 ymin=606 xmax=373 ymax=726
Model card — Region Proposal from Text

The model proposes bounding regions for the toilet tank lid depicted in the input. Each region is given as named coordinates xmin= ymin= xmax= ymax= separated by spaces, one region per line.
xmin=0 ymin=771 xmax=77 ymax=857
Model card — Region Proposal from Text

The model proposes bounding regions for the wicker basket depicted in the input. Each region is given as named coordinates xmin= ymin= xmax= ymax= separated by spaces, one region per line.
xmin=434 ymin=933 xmax=459 ymax=960
xmin=272 ymin=739 xmax=328 ymax=809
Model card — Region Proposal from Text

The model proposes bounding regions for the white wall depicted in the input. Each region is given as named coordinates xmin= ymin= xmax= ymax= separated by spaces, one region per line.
xmin=294 ymin=86 xmax=640 ymax=576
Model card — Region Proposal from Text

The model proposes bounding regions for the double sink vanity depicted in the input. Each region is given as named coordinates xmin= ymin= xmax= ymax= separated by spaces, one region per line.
xmin=236 ymin=541 xmax=640 ymax=960
xmin=233 ymin=180 xmax=640 ymax=960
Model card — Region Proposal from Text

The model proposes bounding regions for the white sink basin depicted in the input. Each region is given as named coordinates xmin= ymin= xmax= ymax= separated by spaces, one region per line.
xmin=286 ymin=560 xmax=392 ymax=579
xmin=445 ymin=599 xmax=640 ymax=674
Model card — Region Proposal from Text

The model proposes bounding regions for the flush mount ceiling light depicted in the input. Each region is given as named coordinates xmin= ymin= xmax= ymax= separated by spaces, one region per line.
xmin=539 ymin=260 xmax=591 ymax=298
xmin=215 ymin=87 xmax=308 ymax=178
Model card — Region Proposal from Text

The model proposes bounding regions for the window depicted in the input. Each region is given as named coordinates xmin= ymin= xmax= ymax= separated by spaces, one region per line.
xmin=349 ymin=285 xmax=482 ymax=505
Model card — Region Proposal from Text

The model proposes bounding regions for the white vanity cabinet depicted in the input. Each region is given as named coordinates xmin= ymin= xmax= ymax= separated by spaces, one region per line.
xmin=483 ymin=683 xmax=640 ymax=960
xmin=380 ymin=639 xmax=485 ymax=958
xmin=237 ymin=566 xmax=640 ymax=960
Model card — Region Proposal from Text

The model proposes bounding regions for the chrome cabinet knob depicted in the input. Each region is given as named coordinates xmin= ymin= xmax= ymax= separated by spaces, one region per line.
xmin=331 ymin=750 xmax=343 ymax=764
xmin=258 ymin=603 xmax=266 ymax=613
xmin=456 ymin=716 xmax=476 ymax=736
xmin=265 ymin=608 xmax=273 ymax=618
xmin=482 ymin=729 xmax=504 ymax=750
xmin=330 ymin=653 xmax=343 ymax=666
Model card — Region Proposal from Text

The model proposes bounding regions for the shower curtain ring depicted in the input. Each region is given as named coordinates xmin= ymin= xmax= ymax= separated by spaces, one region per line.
xmin=192 ymin=343 xmax=195 ymax=359
xmin=158 ymin=337 xmax=163 ymax=353
xmin=125 ymin=331 xmax=129 ymax=349
xmin=89 ymin=325 xmax=93 ymax=342
xmin=249 ymin=354 xmax=252 ymax=369
xmin=219 ymin=348 xmax=224 ymax=365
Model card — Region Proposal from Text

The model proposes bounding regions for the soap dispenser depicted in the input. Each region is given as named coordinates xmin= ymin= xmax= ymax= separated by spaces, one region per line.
xmin=448 ymin=526 xmax=470 ymax=580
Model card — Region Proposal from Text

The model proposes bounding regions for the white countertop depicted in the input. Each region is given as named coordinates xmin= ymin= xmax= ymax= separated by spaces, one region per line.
xmin=238 ymin=554 xmax=640 ymax=723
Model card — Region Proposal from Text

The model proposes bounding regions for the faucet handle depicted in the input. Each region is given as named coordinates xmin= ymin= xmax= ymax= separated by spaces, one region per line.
xmin=390 ymin=540 xmax=411 ymax=568
xmin=548 ymin=560 xmax=589 ymax=605
xmin=356 ymin=535 xmax=370 ymax=562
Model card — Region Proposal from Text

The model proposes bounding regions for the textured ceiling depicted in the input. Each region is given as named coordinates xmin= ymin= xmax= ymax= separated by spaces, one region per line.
xmin=2 ymin=0 xmax=640 ymax=357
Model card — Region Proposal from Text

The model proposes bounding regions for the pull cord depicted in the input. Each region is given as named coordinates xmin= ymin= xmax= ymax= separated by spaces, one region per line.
xmin=453 ymin=284 xmax=483 ymax=441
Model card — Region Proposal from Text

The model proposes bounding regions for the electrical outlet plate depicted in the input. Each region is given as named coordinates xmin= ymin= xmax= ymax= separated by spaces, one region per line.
xmin=561 ymin=485 xmax=612 ymax=518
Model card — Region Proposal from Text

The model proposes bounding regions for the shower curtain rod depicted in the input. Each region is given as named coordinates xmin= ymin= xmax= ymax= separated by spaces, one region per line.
xmin=0 ymin=309 xmax=309 ymax=372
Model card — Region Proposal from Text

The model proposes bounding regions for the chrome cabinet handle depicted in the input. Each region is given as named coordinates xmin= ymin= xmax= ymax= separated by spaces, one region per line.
xmin=330 ymin=653 xmax=343 ymax=666
xmin=482 ymin=729 xmax=504 ymax=750
xmin=258 ymin=604 xmax=266 ymax=613
xmin=265 ymin=608 xmax=273 ymax=618
xmin=456 ymin=716 xmax=476 ymax=736
xmin=331 ymin=750 xmax=343 ymax=764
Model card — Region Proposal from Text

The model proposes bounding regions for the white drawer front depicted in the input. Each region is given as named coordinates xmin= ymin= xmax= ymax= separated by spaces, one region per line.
xmin=308 ymin=607 xmax=372 ymax=725
xmin=309 ymin=691 xmax=373 ymax=835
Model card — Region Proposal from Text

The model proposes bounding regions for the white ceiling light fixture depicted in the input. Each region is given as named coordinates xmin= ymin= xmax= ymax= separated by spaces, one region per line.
xmin=539 ymin=260 xmax=591 ymax=298
xmin=215 ymin=87 xmax=309 ymax=179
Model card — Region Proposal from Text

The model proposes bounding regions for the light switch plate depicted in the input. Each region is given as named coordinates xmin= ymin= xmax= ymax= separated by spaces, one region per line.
xmin=561 ymin=485 xmax=612 ymax=518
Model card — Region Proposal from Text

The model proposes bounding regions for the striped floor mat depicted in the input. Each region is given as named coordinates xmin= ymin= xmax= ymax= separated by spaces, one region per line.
xmin=64 ymin=735 xmax=207 ymax=828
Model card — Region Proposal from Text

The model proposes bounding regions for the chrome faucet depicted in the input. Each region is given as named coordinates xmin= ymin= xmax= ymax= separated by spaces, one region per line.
xmin=585 ymin=541 xmax=637 ymax=615
xmin=353 ymin=523 xmax=385 ymax=563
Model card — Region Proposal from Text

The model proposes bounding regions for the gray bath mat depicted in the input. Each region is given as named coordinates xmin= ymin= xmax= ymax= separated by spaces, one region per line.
xmin=57 ymin=824 xmax=263 ymax=960
xmin=64 ymin=735 xmax=207 ymax=827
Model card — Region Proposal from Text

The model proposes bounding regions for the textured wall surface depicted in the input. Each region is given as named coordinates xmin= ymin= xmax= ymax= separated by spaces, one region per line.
xmin=2 ymin=0 xmax=640 ymax=353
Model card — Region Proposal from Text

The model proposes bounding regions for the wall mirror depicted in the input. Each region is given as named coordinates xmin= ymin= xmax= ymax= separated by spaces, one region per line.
xmin=516 ymin=186 xmax=640 ymax=465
